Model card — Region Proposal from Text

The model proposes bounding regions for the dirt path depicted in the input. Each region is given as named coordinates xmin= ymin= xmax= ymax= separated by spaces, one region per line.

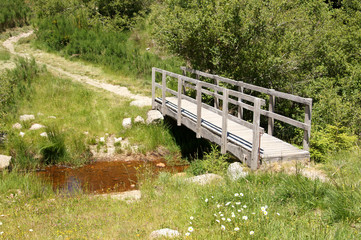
xmin=2 ymin=31 xmax=151 ymax=107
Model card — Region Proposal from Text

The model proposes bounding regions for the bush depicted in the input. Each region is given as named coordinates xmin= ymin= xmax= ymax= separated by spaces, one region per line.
xmin=40 ymin=127 xmax=67 ymax=165
xmin=0 ymin=0 xmax=30 ymax=32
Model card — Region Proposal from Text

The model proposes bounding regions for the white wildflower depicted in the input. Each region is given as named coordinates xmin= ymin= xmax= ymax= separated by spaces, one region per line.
xmin=264 ymin=211 xmax=268 ymax=216
xmin=188 ymin=227 xmax=194 ymax=232
xmin=242 ymin=216 xmax=248 ymax=220
xmin=243 ymin=205 xmax=247 ymax=208
xmin=250 ymin=231 xmax=254 ymax=235
xmin=185 ymin=232 xmax=190 ymax=236
xmin=277 ymin=213 xmax=280 ymax=216
xmin=205 ymin=198 xmax=209 ymax=203
xmin=29 ymin=229 xmax=33 ymax=232
xmin=190 ymin=216 xmax=194 ymax=220
xmin=225 ymin=202 xmax=231 ymax=206
xmin=216 ymin=219 xmax=220 ymax=223
xmin=221 ymin=225 xmax=226 ymax=230
xmin=221 ymin=218 xmax=225 ymax=221
xmin=234 ymin=193 xmax=239 ymax=197
xmin=227 ymin=218 xmax=231 ymax=222
xmin=240 ymin=193 xmax=244 ymax=196
xmin=234 ymin=227 xmax=240 ymax=231
xmin=236 ymin=202 xmax=241 ymax=205
xmin=19 ymin=132 xmax=25 ymax=137
xmin=261 ymin=206 xmax=266 ymax=212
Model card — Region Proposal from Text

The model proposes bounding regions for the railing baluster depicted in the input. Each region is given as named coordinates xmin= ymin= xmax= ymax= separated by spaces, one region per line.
xmin=238 ymin=84 xmax=244 ymax=119
xmin=303 ymin=101 xmax=312 ymax=150
xmin=196 ymin=82 xmax=202 ymax=138
xmin=268 ymin=89 xmax=275 ymax=136
xmin=177 ymin=76 xmax=182 ymax=126
xmin=161 ymin=71 xmax=166 ymax=115
xmin=151 ymin=67 xmax=156 ymax=109
xmin=221 ymin=88 xmax=229 ymax=154
xmin=251 ymin=98 xmax=261 ymax=170
xmin=182 ymin=68 xmax=187 ymax=95
xmin=214 ymin=78 xmax=220 ymax=109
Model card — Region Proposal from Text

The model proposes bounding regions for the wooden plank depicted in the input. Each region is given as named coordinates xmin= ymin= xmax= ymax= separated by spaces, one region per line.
xmin=151 ymin=67 xmax=156 ymax=109
xmin=259 ymin=109 xmax=309 ymax=130
xmin=196 ymin=83 xmax=202 ymax=138
xmin=221 ymin=89 xmax=229 ymax=154
xmin=238 ymin=85 xmax=244 ymax=119
xmin=162 ymin=71 xmax=166 ymax=115
xmin=177 ymin=76 xmax=182 ymax=126
xmin=268 ymin=90 xmax=275 ymax=135
xmin=303 ymin=103 xmax=312 ymax=150
xmin=251 ymin=99 xmax=261 ymax=170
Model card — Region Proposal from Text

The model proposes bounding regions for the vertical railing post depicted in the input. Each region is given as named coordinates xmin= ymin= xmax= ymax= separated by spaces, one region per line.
xmin=303 ymin=100 xmax=312 ymax=151
xmin=196 ymin=82 xmax=202 ymax=138
xmin=237 ymin=83 xmax=244 ymax=119
xmin=151 ymin=67 xmax=156 ymax=109
xmin=214 ymin=77 xmax=220 ymax=109
xmin=221 ymin=88 xmax=229 ymax=154
xmin=268 ymin=90 xmax=275 ymax=136
xmin=251 ymin=98 xmax=261 ymax=170
xmin=177 ymin=76 xmax=182 ymax=126
xmin=161 ymin=71 xmax=166 ymax=116
xmin=182 ymin=68 xmax=187 ymax=95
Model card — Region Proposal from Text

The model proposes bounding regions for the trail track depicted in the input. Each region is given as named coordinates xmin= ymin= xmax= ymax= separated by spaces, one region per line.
xmin=2 ymin=30 xmax=151 ymax=107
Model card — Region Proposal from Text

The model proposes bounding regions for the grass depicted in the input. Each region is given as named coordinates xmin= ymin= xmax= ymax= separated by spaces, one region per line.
xmin=1 ymin=58 xmax=180 ymax=168
xmin=0 ymin=149 xmax=360 ymax=239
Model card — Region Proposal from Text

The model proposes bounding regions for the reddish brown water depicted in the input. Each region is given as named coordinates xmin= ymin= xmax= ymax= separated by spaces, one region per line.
xmin=36 ymin=160 xmax=187 ymax=194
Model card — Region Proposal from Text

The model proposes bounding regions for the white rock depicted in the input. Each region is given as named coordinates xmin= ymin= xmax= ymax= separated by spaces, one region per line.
xmin=40 ymin=132 xmax=48 ymax=137
xmin=146 ymin=110 xmax=164 ymax=124
xmin=122 ymin=118 xmax=132 ymax=128
xmin=29 ymin=124 xmax=45 ymax=130
xmin=0 ymin=155 xmax=11 ymax=170
xmin=48 ymin=116 xmax=56 ymax=119
xmin=186 ymin=173 xmax=224 ymax=185
xmin=19 ymin=132 xmax=25 ymax=137
xmin=114 ymin=137 xmax=123 ymax=143
xmin=134 ymin=116 xmax=145 ymax=124
xmin=146 ymin=47 xmax=150 ymax=51
xmin=19 ymin=114 xmax=35 ymax=121
xmin=227 ymin=162 xmax=248 ymax=181
xmin=12 ymin=123 xmax=22 ymax=129
xmin=99 ymin=137 xmax=105 ymax=143
xmin=149 ymin=228 xmax=180 ymax=239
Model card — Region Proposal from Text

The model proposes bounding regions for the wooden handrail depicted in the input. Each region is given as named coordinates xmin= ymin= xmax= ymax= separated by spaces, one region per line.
xmin=180 ymin=66 xmax=312 ymax=150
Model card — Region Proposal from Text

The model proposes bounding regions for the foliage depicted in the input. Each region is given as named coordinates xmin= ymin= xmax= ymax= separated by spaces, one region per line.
xmin=188 ymin=145 xmax=229 ymax=175
xmin=40 ymin=127 xmax=67 ymax=165
xmin=0 ymin=0 xmax=30 ymax=32
xmin=311 ymin=124 xmax=358 ymax=162
xmin=150 ymin=0 xmax=361 ymax=148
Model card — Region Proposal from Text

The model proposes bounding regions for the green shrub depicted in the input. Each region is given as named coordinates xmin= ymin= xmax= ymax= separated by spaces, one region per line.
xmin=311 ymin=124 xmax=358 ymax=162
xmin=0 ymin=0 xmax=30 ymax=32
xmin=40 ymin=127 xmax=67 ymax=165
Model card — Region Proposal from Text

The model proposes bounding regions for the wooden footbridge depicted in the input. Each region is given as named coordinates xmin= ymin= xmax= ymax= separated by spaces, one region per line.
xmin=151 ymin=67 xmax=312 ymax=170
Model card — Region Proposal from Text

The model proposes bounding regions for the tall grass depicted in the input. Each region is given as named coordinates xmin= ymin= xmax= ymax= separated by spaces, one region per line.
xmin=0 ymin=0 xmax=30 ymax=32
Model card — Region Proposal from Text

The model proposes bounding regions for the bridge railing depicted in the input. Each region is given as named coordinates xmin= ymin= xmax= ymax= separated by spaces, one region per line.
xmin=152 ymin=67 xmax=265 ymax=169
xmin=180 ymin=67 xmax=312 ymax=151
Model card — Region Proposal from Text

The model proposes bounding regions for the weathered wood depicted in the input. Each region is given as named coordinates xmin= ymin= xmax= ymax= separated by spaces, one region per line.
xmin=221 ymin=89 xmax=229 ymax=154
xmin=181 ymin=67 xmax=312 ymax=105
xmin=268 ymin=90 xmax=275 ymax=136
xmin=151 ymin=67 xmax=156 ymax=109
xmin=238 ymin=85 xmax=244 ymax=119
xmin=196 ymin=82 xmax=202 ymax=138
xmin=162 ymin=71 xmax=166 ymax=115
xmin=181 ymin=68 xmax=187 ymax=95
xmin=251 ymin=99 xmax=261 ymax=170
xmin=303 ymin=103 xmax=312 ymax=150
xmin=214 ymin=78 xmax=220 ymax=109
xmin=177 ymin=76 xmax=182 ymax=126
xmin=260 ymin=109 xmax=309 ymax=130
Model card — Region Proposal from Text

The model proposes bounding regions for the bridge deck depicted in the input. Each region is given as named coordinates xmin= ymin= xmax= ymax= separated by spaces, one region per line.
xmin=156 ymin=97 xmax=309 ymax=163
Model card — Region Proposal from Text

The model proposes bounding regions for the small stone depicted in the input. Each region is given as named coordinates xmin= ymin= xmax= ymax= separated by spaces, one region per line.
xmin=186 ymin=173 xmax=224 ymax=185
xmin=146 ymin=47 xmax=150 ymax=51
xmin=20 ymin=114 xmax=35 ymax=121
xmin=83 ymin=131 xmax=89 ymax=135
xmin=146 ymin=110 xmax=164 ymax=124
xmin=122 ymin=118 xmax=132 ymax=128
xmin=40 ymin=132 xmax=48 ymax=137
xmin=134 ymin=116 xmax=145 ymax=124
xmin=99 ymin=137 xmax=105 ymax=143
xmin=130 ymin=184 xmax=136 ymax=188
xmin=19 ymin=132 xmax=25 ymax=137
xmin=48 ymin=116 xmax=56 ymax=119
xmin=114 ymin=137 xmax=123 ymax=143
xmin=29 ymin=124 xmax=45 ymax=131
xmin=156 ymin=163 xmax=166 ymax=168
xmin=0 ymin=155 xmax=11 ymax=170
xmin=149 ymin=228 xmax=180 ymax=239
xmin=227 ymin=162 xmax=248 ymax=181
xmin=12 ymin=123 xmax=22 ymax=129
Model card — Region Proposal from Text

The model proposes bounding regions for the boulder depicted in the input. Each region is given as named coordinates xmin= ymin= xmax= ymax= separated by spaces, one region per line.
xmin=227 ymin=162 xmax=248 ymax=181
xmin=146 ymin=110 xmax=164 ymax=124
xmin=186 ymin=173 xmax=224 ymax=185
xmin=149 ymin=228 xmax=180 ymax=239
xmin=20 ymin=114 xmax=35 ymax=121
xmin=29 ymin=124 xmax=45 ymax=131
xmin=134 ymin=116 xmax=145 ymax=124
xmin=0 ymin=155 xmax=11 ymax=170
xmin=12 ymin=123 xmax=22 ymax=129
xmin=122 ymin=118 xmax=132 ymax=128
